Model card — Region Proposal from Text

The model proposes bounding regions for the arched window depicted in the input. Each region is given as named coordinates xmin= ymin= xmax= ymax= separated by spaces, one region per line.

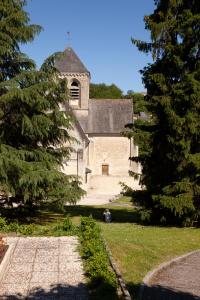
xmin=70 ymin=80 xmax=80 ymax=100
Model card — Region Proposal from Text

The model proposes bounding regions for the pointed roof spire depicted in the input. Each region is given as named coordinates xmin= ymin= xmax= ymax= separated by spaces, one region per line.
xmin=55 ymin=47 xmax=90 ymax=74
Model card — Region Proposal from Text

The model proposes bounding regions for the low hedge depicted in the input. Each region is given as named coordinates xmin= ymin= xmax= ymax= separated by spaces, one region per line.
xmin=80 ymin=216 xmax=119 ymax=300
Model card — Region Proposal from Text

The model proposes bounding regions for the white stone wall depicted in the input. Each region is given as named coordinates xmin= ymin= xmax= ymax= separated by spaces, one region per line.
xmin=88 ymin=136 xmax=139 ymax=176
xmin=88 ymin=175 xmax=141 ymax=195
xmin=62 ymin=131 xmax=141 ymax=194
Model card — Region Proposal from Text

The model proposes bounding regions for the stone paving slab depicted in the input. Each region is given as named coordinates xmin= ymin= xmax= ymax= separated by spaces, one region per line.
xmin=142 ymin=250 xmax=200 ymax=300
xmin=0 ymin=237 xmax=88 ymax=300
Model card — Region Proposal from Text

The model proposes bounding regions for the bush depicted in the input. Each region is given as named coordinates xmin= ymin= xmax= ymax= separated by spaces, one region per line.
xmin=0 ymin=217 xmax=7 ymax=230
xmin=80 ymin=216 xmax=118 ymax=299
xmin=138 ymin=209 xmax=152 ymax=225
xmin=18 ymin=224 xmax=35 ymax=235
xmin=52 ymin=216 xmax=78 ymax=236
xmin=63 ymin=216 xmax=73 ymax=231
xmin=7 ymin=222 xmax=20 ymax=232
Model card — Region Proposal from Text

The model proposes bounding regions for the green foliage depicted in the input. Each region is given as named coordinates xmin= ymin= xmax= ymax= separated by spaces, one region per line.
xmin=0 ymin=216 xmax=7 ymax=229
xmin=0 ymin=214 xmax=79 ymax=235
xmin=124 ymin=90 xmax=148 ymax=114
xmin=138 ymin=209 xmax=153 ymax=225
xmin=80 ymin=216 xmax=118 ymax=300
xmin=62 ymin=215 xmax=73 ymax=231
xmin=52 ymin=216 xmax=78 ymax=235
xmin=0 ymin=0 xmax=84 ymax=208
xmin=0 ymin=216 xmax=35 ymax=234
xmin=120 ymin=182 xmax=135 ymax=197
xmin=6 ymin=221 xmax=20 ymax=232
xmin=0 ymin=0 xmax=41 ymax=82
xmin=90 ymin=83 xmax=123 ymax=99
xmin=131 ymin=0 xmax=200 ymax=225
xmin=17 ymin=224 xmax=35 ymax=235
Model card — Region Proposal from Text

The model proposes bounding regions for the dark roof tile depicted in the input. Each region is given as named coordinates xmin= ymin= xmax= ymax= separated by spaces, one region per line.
xmin=76 ymin=99 xmax=133 ymax=134
xmin=55 ymin=47 xmax=89 ymax=74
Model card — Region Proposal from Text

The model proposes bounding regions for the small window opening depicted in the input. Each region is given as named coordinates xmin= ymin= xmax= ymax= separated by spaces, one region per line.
xmin=70 ymin=80 xmax=80 ymax=100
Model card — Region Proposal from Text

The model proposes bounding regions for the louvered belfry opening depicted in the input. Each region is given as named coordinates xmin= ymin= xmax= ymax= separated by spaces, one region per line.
xmin=70 ymin=80 xmax=80 ymax=100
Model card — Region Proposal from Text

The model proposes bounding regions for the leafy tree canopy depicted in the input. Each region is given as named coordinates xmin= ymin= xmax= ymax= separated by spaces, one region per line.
xmin=124 ymin=90 xmax=148 ymax=114
xmin=90 ymin=83 xmax=123 ymax=99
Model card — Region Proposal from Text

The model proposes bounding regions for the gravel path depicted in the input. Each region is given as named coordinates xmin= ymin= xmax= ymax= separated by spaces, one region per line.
xmin=0 ymin=237 xmax=88 ymax=300
xmin=142 ymin=251 xmax=200 ymax=300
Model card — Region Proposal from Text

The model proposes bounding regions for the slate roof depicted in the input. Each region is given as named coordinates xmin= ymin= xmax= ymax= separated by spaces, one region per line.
xmin=77 ymin=99 xmax=133 ymax=134
xmin=55 ymin=47 xmax=90 ymax=74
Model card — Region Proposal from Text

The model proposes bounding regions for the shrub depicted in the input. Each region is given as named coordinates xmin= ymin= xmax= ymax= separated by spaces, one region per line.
xmin=63 ymin=216 xmax=73 ymax=231
xmin=7 ymin=222 xmax=20 ymax=232
xmin=0 ymin=217 xmax=7 ymax=230
xmin=138 ymin=208 xmax=153 ymax=224
xmin=80 ymin=216 xmax=118 ymax=299
xmin=18 ymin=224 xmax=35 ymax=235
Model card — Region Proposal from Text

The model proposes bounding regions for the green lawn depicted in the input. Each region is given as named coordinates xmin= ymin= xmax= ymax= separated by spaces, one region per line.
xmin=111 ymin=196 xmax=133 ymax=206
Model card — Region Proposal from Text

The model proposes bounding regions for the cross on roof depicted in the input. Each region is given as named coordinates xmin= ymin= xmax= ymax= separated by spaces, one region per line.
xmin=67 ymin=31 xmax=71 ymax=47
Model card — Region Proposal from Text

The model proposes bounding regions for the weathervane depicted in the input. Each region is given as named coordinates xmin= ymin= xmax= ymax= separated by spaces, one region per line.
xmin=67 ymin=31 xmax=71 ymax=47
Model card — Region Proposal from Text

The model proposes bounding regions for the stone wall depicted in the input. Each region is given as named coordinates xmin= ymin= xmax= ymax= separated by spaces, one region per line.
xmin=60 ymin=72 xmax=90 ymax=109
xmin=88 ymin=136 xmax=139 ymax=176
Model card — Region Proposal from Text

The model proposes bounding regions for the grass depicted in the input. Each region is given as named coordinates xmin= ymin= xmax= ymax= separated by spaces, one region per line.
xmin=1 ymin=203 xmax=200 ymax=299
xmin=100 ymin=222 xmax=200 ymax=299
xmin=111 ymin=196 xmax=133 ymax=206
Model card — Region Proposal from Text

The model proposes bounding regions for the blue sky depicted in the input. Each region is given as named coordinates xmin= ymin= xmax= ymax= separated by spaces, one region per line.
xmin=21 ymin=0 xmax=155 ymax=93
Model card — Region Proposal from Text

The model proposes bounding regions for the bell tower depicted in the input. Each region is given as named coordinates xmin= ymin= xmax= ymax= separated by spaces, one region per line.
xmin=55 ymin=47 xmax=90 ymax=111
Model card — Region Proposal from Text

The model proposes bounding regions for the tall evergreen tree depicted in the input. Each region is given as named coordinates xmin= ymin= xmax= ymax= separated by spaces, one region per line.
xmin=0 ymin=0 xmax=84 ymax=208
xmin=132 ymin=0 xmax=200 ymax=225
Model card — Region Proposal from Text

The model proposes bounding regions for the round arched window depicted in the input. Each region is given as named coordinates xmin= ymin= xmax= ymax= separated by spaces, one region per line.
xmin=70 ymin=80 xmax=80 ymax=100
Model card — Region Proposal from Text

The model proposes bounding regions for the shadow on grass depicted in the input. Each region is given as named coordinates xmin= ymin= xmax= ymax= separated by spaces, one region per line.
xmin=63 ymin=205 xmax=139 ymax=224
xmin=126 ymin=282 xmax=141 ymax=300
xmin=0 ymin=203 xmax=139 ymax=226
xmin=141 ymin=284 xmax=200 ymax=300
xmin=126 ymin=282 xmax=200 ymax=300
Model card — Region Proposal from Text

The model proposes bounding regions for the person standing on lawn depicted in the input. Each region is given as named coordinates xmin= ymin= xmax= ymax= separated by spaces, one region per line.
xmin=103 ymin=209 xmax=112 ymax=223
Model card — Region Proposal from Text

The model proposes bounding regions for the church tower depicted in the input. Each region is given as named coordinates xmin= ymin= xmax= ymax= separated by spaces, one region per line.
xmin=55 ymin=47 xmax=90 ymax=113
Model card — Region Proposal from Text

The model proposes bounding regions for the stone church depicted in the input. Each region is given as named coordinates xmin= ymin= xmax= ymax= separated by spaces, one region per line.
xmin=55 ymin=47 xmax=141 ymax=195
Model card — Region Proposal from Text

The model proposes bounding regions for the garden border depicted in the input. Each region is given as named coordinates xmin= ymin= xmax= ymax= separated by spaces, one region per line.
xmin=139 ymin=249 xmax=200 ymax=300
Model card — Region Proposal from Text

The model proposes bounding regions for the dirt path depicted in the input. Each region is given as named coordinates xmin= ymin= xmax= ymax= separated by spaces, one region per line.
xmin=0 ymin=237 xmax=88 ymax=300
xmin=142 ymin=250 xmax=200 ymax=300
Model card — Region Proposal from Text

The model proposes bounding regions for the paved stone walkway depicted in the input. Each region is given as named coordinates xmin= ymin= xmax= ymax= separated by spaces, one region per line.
xmin=79 ymin=193 xmax=117 ymax=205
xmin=142 ymin=250 xmax=200 ymax=300
xmin=0 ymin=237 xmax=88 ymax=300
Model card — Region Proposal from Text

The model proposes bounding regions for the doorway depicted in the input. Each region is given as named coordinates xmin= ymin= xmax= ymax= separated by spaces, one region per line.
xmin=102 ymin=164 xmax=109 ymax=176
